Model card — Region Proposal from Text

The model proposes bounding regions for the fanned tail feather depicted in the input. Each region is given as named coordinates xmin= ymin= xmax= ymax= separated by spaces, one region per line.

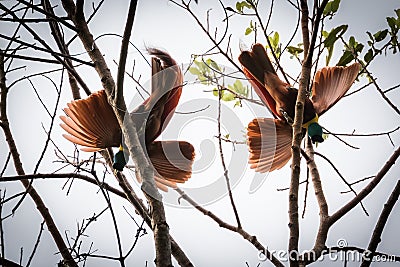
xmin=247 ymin=118 xmax=292 ymax=172
xmin=60 ymin=90 xmax=121 ymax=151
xmin=146 ymin=141 xmax=195 ymax=191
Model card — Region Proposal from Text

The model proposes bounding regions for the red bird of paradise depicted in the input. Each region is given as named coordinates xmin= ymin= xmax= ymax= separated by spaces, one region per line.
xmin=239 ymin=43 xmax=360 ymax=173
xmin=60 ymin=48 xmax=195 ymax=191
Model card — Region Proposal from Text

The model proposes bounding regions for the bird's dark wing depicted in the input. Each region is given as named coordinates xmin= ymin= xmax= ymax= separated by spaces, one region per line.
xmin=247 ymin=118 xmax=292 ymax=172
xmin=311 ymin=63 xmax=361 ymax=116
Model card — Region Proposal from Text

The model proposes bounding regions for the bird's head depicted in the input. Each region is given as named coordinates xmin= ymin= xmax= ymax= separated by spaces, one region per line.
xmin=303 ymin=114 xmax=324 ymax=144
xmin=307 ymin=122 xmax=324 ymax=143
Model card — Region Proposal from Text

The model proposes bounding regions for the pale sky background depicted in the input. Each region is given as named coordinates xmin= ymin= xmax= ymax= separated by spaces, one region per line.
xmin=1 ymin=0 xmax=400 ymax=266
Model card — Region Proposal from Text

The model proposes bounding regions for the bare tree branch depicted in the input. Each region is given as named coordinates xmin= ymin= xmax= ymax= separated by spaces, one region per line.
xmin=329 ymin=146 xmax=400 ymax=225
xmin=115 ymin=0 xmax=138 ymax=104
xmin=289 ymin=1 xmax=328 ymax=265
xmin=360 ymin=179 xmax=400 ymax=266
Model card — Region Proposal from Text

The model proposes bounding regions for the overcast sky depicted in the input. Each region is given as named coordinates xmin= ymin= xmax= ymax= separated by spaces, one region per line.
xmin=1 ymin=0 xmax=400 ymax=266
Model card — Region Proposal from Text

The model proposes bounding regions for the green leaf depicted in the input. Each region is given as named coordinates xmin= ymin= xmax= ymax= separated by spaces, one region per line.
xmin=323 ymin=28 xmax=347 ymax=65
xmin=193 ymin=60 xmax=206 ymax=72
xmin=236 ymin=1 xmax=243 ymax=12
xmin=364 ymin=49 xmax=373 ymax=63
xmin=234 ymin=100 xmax=242 ymax=108
xmin=331 ymin=0 xmax=340 ymax=12
xmin=323 ymin=0 xmax=341 ymax=16
xmin=335 ymin=35 xmax=363 ymax=66
xmin=228 ymin=80 xmax=248 ymax=97
xmin=198 ymin=74 xmax=209 ymax=84
xmin=387 ymin=17 xmax=397 ymax=31
xmin=233 ymin=80 xmax=243 ymax=93
xmin=395 ymin=8 xmax=400 ymax=19
xmin=287 ymin=45 xmax=304 ymax=58
xmin=337 ymin=50 xmax=354 ymax=66
xmin=268 ymin=32 xmax=281 ymax=58
xmin=324 ymin=25 xmax=348 ymax=47
xmin=287 ymin=46 xmax=304 ymax=54
xmin=373 ymin=29 xmax=388 ymax=42
xmin=206 ymin=59 xmax=221 ymax=71
xmin=271 ymin=31 xmax=279 ymax=47
xmin=245 ymin=27 xmax=252 ymax=35
xmin=325 ymin=45 xmax=334 ymax=65
xmin=235 ymin=1 xmax=252 ymax=13
xmin=324 ymin=25 xmax=348 ymax=64
xmin=222 ymin=92 xmax=235 ymax=101
xmin=212 ymin=88 xmax=219 ymax=97
xmin=348 ymin=36 xmax=355 ymax=47
xmin=189 ymin=67 xmax=201 ymax=76
xmin=355 ymin=43 xmax=364 ymax=53
xmin=323 ymin=2 xmax=332 ymax=15
xmin=366 ymin=31 xmax=374 ymax=42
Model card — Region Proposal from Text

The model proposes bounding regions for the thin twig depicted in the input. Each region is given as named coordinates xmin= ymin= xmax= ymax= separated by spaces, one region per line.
xmin=313 ymin=151 xmax=369 ymax=216
xmin=217 ymin=84 xmax=242 ymax=229
xmin=90 ymin=165 xmax=126 ymax=267
xmin=175 ymin=188 xmax=284 ymax=267
xmin=26 ymin=221 xmax=45 ymax=267
xmin=329 ymin=146 xmax=400 ymax=225
xmin=16 ymin=0 xmax=77 ymax=31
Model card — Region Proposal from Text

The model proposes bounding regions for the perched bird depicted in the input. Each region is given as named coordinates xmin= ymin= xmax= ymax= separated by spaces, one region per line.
xmin=239 ymin=43 xmax=360 ymax=173
xmin=60 ymin=48 xmax=195 ymax=191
